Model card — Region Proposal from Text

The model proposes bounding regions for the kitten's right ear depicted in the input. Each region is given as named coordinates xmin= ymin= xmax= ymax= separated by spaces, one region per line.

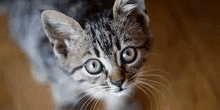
xmin=41 ymin=10 xmax=84 ymax=60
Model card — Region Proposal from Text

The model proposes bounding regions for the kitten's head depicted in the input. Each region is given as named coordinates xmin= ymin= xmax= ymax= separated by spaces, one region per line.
xmin=41 ymin=0 xmax=153 ymax=98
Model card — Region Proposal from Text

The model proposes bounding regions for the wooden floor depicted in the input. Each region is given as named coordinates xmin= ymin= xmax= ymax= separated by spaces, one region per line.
xmin=0 ymin=0 xmax=220 ymax=110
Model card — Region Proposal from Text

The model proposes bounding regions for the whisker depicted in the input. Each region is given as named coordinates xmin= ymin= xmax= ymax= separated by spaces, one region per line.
xmin=91 ymin=91 xmax=101 ymax=110
xmin=136 ymin=81 xmax=160 ymax=110
xmin=128 ymin=68 xmax=173 ymax=110
xmin=91 ymin=97 xmax=98 ymax=110
xmin=147 ymin=82 xmax=167 ymax=101
xmin=69 ymin=86 xmax=100 ymax=110
xmin=136 ymin=74 xmax=168 ymax=81
xmin=128 ymin=75 xmax=137 ymax=83
xmin=93 ymin=91 xmax=103 ymax=110
xmin=138 ymin=78 xmax=174 ymax=99
xmin=137 ymin=69 xmax=172 ymax=78
xmin=136 ymin=81 xmax=159 ymax=101
xmin=97 ymin=94 xmax=104 ymax=110
xmin=79 ymin=88 xmax=100 ymax=110
xmin=134 ymin=83 xmax=153 ymax=110
xmin=138 ymin=80 xmax=165 ymax=100
xmin=80 ymin=96 xmax=93 ymax=110
xmin=85 ymin=91 xmax=102 ymax=110
xmin=80 ymin=89 xmax=102 ymax=110
xmin=74 ymin=86 xmax=99 ymax=103
xmin=135 ymin=72 xmax=169 ymax=83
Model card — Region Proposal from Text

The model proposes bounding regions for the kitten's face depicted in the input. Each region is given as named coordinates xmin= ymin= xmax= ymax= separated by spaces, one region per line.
xmin=41 ymin=0 xmax=153 ymax=98
xmin=75 ymin=22 xmax=150 ymax=97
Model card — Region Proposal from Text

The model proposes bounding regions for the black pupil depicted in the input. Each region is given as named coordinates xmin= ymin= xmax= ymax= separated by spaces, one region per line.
xmin=126 ymin=50 xmax=130 ymax=56
xmin=92 ymin=62 xmax=96 ymax=68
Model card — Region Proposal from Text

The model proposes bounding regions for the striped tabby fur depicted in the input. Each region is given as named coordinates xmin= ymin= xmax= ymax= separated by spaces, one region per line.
xmin=8 ymin=0 xmax=153 ymax=109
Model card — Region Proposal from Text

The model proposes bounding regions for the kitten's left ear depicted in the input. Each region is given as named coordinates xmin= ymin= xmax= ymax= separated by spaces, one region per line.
xmin=113 ymin=0 xmax=150 ymax=28
xmin=113 ymin=0 xmax=153 ymax=51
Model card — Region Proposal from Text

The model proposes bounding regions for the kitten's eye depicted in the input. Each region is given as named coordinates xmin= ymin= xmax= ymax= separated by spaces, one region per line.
xmin=85 ymin=59 xmax=103 ymax=75
xmin=121 ymin=47 xmax=137 ymax=63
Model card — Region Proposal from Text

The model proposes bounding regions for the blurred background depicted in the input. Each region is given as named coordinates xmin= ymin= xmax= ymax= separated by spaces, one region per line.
xmin=0 ymin=0 xmax=220 ymax=110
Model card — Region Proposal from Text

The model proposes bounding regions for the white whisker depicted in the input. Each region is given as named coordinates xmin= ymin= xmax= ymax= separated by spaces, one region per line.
xmin=136 ymin=81 xmax=159 ymax=110
xmin=138 ymin=80 xmax=165 ymax=100
xmin=134 ymin=83 xmax=153 ymax=110
xmin=139 ymin=78 xmax=174 ymax=99
xmin=80 ymin=89 xmax=102 ymax=110
xmin=139 ymin=69 xmax=171 ymax=76
xmin=79 ymin=87 xmax=100 ymax=110
xmin=137 ymin=74 xmax=168 ymax=81
xmin=97 ymin=92 xmax=105 ymax=110
xmin=69 ymin=86 xmax=100 ymax=110
xmin=93 ymin=91 xmax=103 ymax=110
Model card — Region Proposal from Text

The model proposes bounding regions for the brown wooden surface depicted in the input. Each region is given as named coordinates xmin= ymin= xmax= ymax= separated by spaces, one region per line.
xmin=0 ymin=0 xmax=220 ymax=110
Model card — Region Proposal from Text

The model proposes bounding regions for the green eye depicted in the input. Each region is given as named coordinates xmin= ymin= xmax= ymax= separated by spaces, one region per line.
xmin=121 ymin=47 xmax=137 ymax=64
xmin=85 ymin=59 xmax=103 ymax=75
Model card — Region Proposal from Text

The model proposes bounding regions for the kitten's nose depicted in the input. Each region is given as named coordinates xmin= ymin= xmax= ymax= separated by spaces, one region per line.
xmin=111 ymin=77 xmax=125 ymax=87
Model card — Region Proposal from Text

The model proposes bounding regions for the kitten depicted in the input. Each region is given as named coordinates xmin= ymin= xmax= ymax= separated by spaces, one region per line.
xmin=8 ymin=0 xmax=153 ymax=109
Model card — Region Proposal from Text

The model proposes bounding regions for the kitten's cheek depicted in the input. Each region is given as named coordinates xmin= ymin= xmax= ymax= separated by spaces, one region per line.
xmin=122 ymin=86 xmax=134 ymax=95
xmin=70 ymin=69 xmax=85 ymax=82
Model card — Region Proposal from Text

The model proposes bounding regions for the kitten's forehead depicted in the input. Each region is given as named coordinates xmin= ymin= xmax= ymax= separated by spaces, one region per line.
xmin=86 ymin=18 xmax=117 ymax=56
xmin=85 ymin=18 xmax=146 ymax=53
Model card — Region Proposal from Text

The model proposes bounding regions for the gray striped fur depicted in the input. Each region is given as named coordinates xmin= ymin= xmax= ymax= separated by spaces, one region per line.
xmin=8 ymin=0 xmax=153 ymax=109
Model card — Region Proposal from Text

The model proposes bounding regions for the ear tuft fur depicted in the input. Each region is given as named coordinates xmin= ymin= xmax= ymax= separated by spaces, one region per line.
xmin=113 ymin=0 xmax=150 ymax=32
xmin=113 ymin=0 xmax=146 ymax=19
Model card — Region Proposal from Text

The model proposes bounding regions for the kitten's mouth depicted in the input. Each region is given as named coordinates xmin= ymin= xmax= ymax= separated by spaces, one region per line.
xmin=115 ymin=87 xmax=126 ymax=93
xmin=111 ymin=87 xmax=128 ymax=96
